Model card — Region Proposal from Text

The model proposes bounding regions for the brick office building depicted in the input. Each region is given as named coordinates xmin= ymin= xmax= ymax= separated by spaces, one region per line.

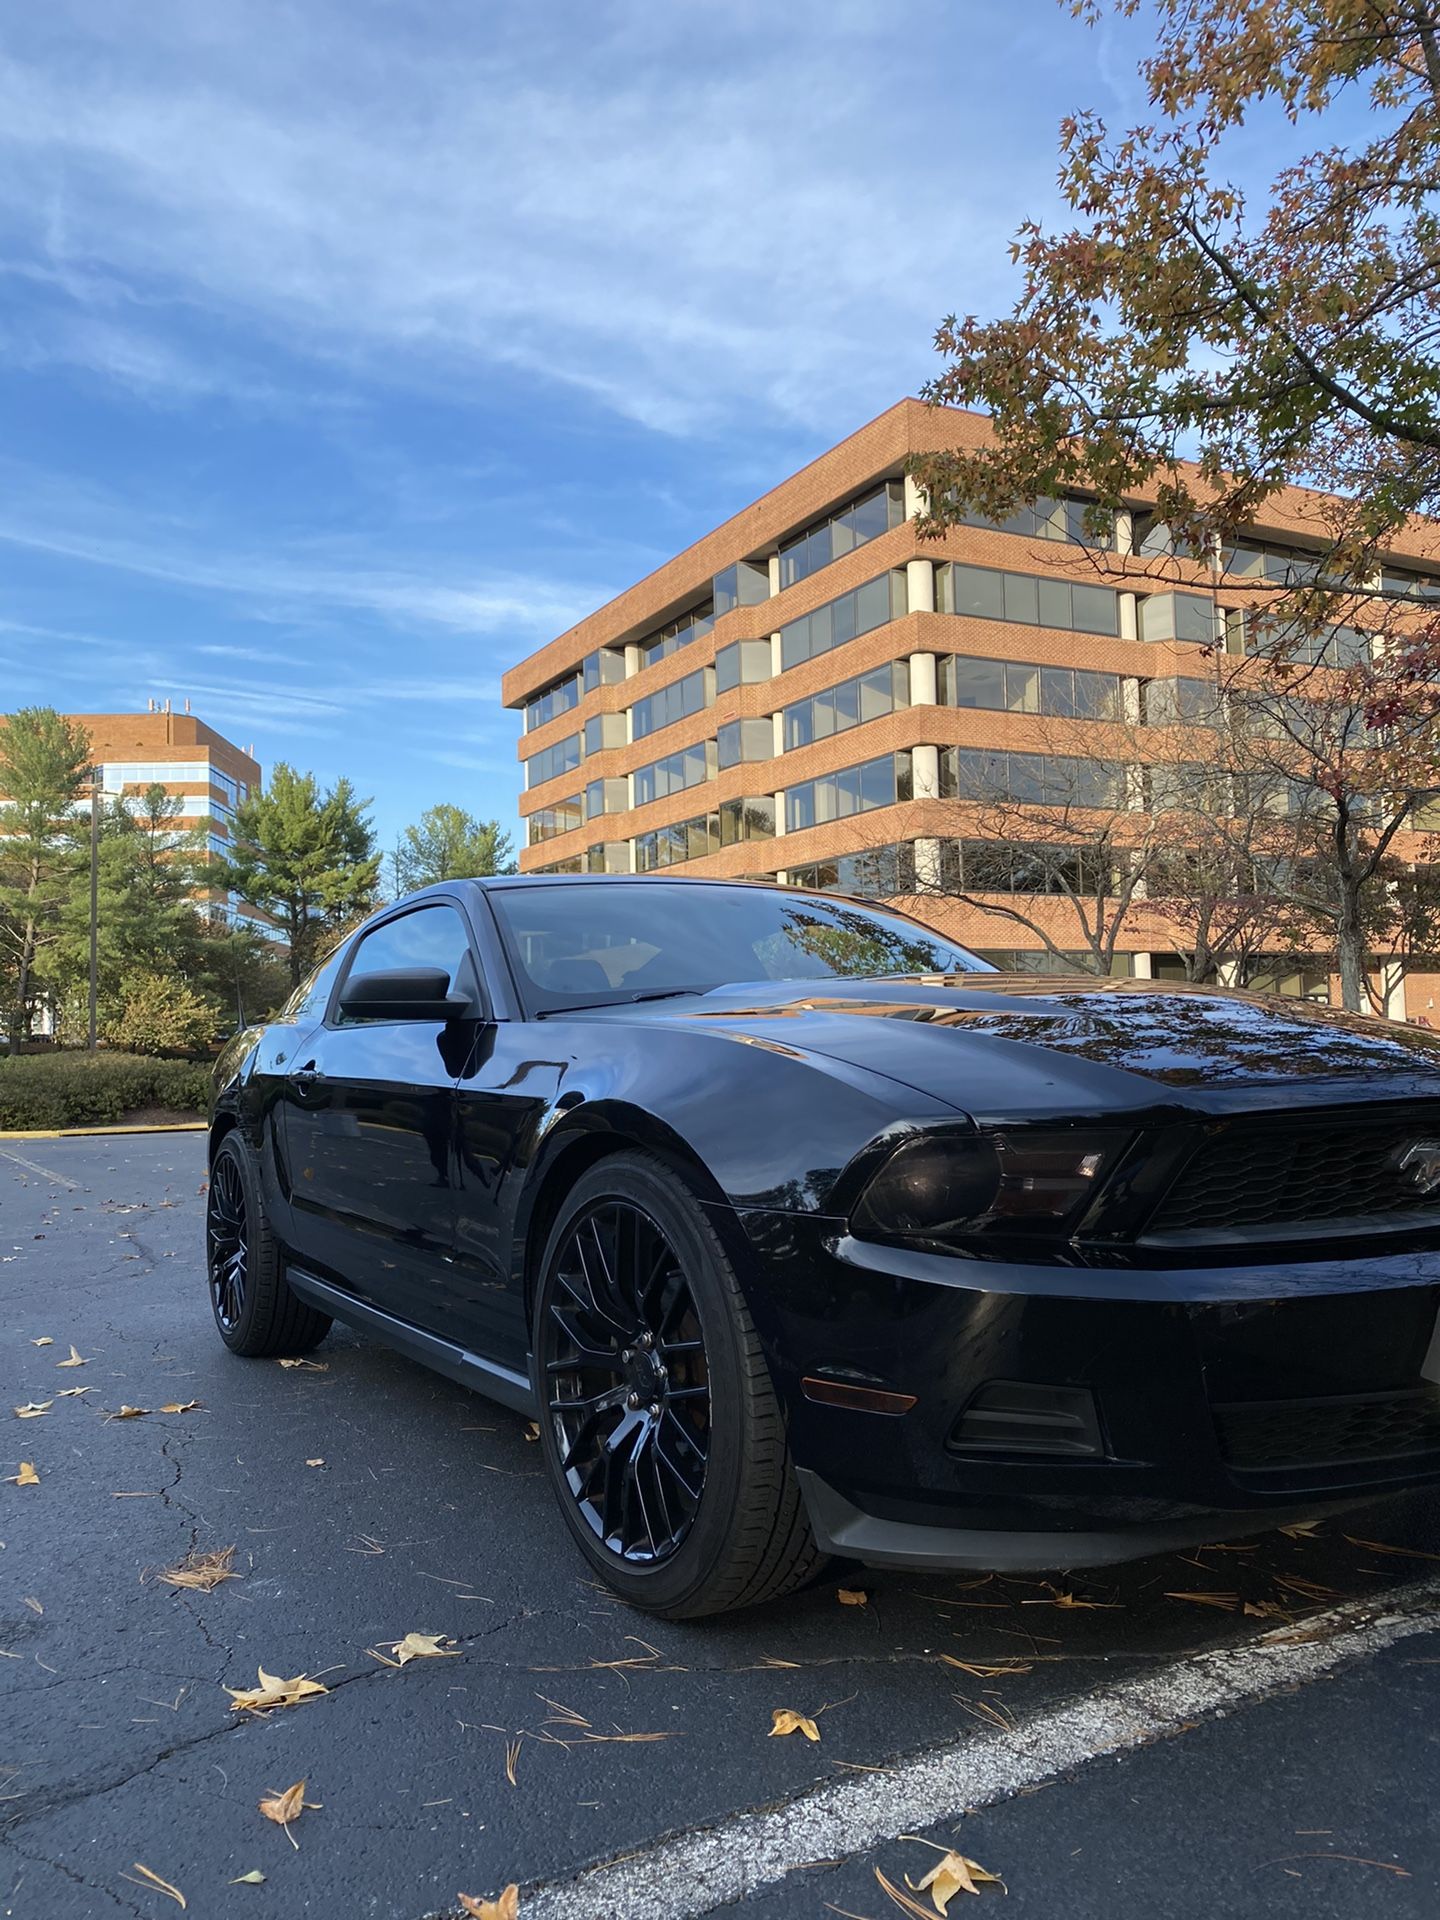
xmin=502 ymin=400 xmax=1440 ymax=1019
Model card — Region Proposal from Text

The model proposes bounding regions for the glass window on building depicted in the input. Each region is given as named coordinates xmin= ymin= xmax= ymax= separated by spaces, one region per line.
xmin=778 ymin=482 xmax=905 ymax=590
xmin=584 ymin=712 xmax=627 ymax=756
xmin=527 ymin=795 xmax=585 ymax=844
xmin=524 ymin=732 xmax=583 ymax=788
xmin=712 ymin=559 xmax=770 ymax=617
xmin=633 ymin=739 xmax=716 ymax=807
xmin=718 ymin=796 xmax=776 ymax=845
xmin=1142 ymin=676 xmax=1222 ymax=726
xmin=945 ymin=747 xmax=1125 ymax=810
xmin=583 ymin=647 xmax=627 ymax=692
xmin=717 ymin=718 xmax=775 ymax=769
xmin=714 ymin=638 xmax=774 ymax=694
xmin=941 ymin=564 xmax=1119 ymax=637
xmin=638 ymin=602 xmax=714 ymax=668
xmin=524 ymin=672 xmax=582 ymax=732
xmin=1137 ymin=591 xmax=1218 ymax=645
xmin=636 ymin=809 xmax=723 ymax=872
xmin=631 ymin=667 xmax=712 ymax=741
xmin=782 ymin=661 xmax=909 ymax=750
xmin=939 ymin=656 xmax=1121 ymax=721
xmin=786 ymin=842 xmax=916 ymax=897
xmin=784 ymin=752 xmax=909 ymax=832
xmin=778 ymin=573 xmax=907 ymax=673
xmin=957 ymin=496 xmax=1115 ymax=550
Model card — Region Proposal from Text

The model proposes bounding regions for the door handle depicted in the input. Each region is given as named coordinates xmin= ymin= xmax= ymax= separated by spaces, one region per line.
xmin=291 ymin=1064 xmax=325 ymax=1089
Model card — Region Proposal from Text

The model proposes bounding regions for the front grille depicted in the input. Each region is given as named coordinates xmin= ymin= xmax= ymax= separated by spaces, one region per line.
xmin=1215 ymin=1389 xmax=1440 ymax=1473
xmin=1144 ymin=1107 xmax=1440 ymax=1241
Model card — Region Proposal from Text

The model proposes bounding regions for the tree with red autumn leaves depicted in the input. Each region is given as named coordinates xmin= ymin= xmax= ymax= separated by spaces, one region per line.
xmin=912 ymin=0 xmax=1440 ymax=1010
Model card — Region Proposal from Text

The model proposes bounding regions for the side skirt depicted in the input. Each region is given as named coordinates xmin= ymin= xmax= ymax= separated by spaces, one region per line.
xmin=286 ymin=1268 xmax=538 ymax=1417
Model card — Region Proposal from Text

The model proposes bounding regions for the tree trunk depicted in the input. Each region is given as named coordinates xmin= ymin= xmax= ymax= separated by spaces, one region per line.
xmin=1336 ymin=890 xmax=1367 ymax=1012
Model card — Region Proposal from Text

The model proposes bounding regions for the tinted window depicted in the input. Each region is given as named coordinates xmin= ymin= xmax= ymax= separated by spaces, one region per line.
xmin=339 ymin=905 xmax=474 ymax=1019
xmin=491 ymin=884 xmax=989 ymax=1010
xmin=279 ymin=948 xmax=345 ymax=1025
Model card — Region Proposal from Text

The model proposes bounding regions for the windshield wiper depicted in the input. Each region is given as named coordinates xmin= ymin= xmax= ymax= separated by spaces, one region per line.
xmin=536 ymin=988 xmax=701 ymax=1019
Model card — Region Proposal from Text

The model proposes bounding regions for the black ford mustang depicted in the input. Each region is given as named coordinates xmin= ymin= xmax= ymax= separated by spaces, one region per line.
xmin=208 ymin=875 xmax=1440 ymax=1616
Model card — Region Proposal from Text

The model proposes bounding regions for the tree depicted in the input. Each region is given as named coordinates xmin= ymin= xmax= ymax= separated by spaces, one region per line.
xmin=0 ymin=708 xmax=93 ymax=1051
xmin=912 ymin=0 xmax=1440 ymax=1006
xmin=101 ymin=970 xmax=215 ymax=1057
xmin=54 ymin=785 xmax=209 ymax=1022
xmin=217 ymin=764 xmax=380 ymax=985
xmin=392 ymin=805 xmax=514 ymax=894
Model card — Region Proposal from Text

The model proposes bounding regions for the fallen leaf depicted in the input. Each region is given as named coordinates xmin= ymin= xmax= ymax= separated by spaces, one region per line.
xmin=23 ymin=1595 xmax=42 ymax=1614
xmin=159 ymin=1547 xmax=238 ymax=1593
xmin=458 ymin=1887 xmax=519 ymax=1920
xmin=278 ymin=1358 xmax=328 ymax=1371
xmin=121 ymin=1862 xmax=186 ymax=1909
xmin=1344 ymin=1536 xmax=1440 ymax=1562
xmin=13 ymin=1402 xmax=52 ymax=1419
xmin=30 ymin=1337 xmax=53 ymax=1347
xmin=229 ymin=1870 xmax=267 ymax=1885
xmin=905 ymin=1849 xmax=1006 ymax=1910
xmin=838 ymin=1588 xmax=868 ymax=1607
xmin=1279 ymin=1521 xmax=1322 ymax=1540
xmin=305 ymin=1458 xmax=325 ymax=1468
xmin=372 ymin=1631 xmax=462 ymax=1668
xmin=939 ymin=1656 xmax=1033 ymax=1678
xmin=9 ymin=1462 xmax=40 ymax=1486
xmin=56 ymin=1345 xmax=89 ymax=1369
xmin=159 ymin=1401 xmax=201 ymax=1415
xmin=769 ymin=1708 xmax=820 ymax=1742
xmin=56 ymin=1386 xmax=93 ymax=1398
xmin=1021 ymin=1588 xmax=1121 ymax=1610
xmin=523 ymin=1420 xmax=541 ymax=1441
xmin=110 ymin=1406 xmax=153 ymax=1420
xmin=1165 ymin=1591 xmax=1241 ymax=1611
xmin=225 ymin=1667 xmax=329 ymax=1714
xmin=258 ymin=1780 xmax=320 ymax=1848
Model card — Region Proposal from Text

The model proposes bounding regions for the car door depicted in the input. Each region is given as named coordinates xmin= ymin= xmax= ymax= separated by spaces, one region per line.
xmin=280 ymin=900 xmax=480 ymax=1328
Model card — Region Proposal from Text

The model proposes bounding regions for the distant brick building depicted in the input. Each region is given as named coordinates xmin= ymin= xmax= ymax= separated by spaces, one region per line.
xmin=503 ymin=399 xmax=1440 ymax=1020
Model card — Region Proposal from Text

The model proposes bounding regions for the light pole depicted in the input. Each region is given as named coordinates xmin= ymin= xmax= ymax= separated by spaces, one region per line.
xmin=87 ymin=770 xmax=101 ymax=1052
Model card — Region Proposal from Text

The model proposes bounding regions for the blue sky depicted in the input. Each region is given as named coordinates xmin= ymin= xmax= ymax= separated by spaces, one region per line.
xmin=0 ymin=0 xmax=1194 ymax=856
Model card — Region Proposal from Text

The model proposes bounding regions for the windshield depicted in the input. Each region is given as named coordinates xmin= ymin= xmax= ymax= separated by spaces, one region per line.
xmin=490 ymin=880 xmax=992 ymax=1012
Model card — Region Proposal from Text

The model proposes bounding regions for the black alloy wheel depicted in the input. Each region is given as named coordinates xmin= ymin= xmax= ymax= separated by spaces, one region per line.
xmin=533 ymin=1151 xmax=824 ymax=1617
xmin=205 ymin=1133 xmax=331 ymax=1358
xmin=545 ymin=1199 xmax=710 ymax=1563
xmin=207 ymin=1145 xmax=249 ymax=1332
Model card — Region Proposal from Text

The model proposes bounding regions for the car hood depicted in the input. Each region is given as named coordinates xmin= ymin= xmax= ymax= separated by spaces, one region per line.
xmin=577 ymin=974 xmax=1440 ymax=1118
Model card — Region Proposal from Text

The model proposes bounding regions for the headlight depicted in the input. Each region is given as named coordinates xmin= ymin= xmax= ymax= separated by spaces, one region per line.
xmin=850 ymin=1128 xmax=1128 ymax=1243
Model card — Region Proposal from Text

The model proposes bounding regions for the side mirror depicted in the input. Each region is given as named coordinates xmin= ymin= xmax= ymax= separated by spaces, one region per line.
xmin=338 ymin=966 xmax=474 ymax=1021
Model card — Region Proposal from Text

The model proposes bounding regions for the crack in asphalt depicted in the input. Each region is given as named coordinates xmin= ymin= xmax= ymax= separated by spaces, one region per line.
xmin=3 ymin=1834 xmax=149 ymax=1918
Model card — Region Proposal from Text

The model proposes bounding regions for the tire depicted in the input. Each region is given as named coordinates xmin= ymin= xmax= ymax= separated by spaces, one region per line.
xmin=207 ymin=1131 xmax=332 ymax=1358
xmin=532 ymin=1150 xmax=825 ymax=1619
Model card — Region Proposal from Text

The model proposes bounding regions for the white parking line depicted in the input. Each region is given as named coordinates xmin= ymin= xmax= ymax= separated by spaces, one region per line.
xmin=0 ymin=1144 xmax=80 ymax=1190
xmin=507 ymin=1573 xmax=1440 ymax=1920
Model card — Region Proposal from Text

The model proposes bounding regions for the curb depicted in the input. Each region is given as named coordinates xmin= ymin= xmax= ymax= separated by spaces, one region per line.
xmin=0 ymin=1121 xmax=207 ymax=1141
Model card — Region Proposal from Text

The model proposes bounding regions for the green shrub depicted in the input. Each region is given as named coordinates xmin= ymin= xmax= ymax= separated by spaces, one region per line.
xmin=101 ymin=971 xmax=216 ymax=1057
xmin=0 ymin=1051 xmax=212 ymax=1130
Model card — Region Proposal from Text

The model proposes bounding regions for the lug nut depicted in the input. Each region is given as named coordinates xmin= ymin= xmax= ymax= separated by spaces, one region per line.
xmin=639 ymin=1331 xmax=654 ymax=1349
xmin=627 ymin=1391 xmax=640 ymax=1409
xmin=648 ymin=1402 xmax=661 ymax=1418
xmin=621 ymin=1348 xmax=634 ymax=1363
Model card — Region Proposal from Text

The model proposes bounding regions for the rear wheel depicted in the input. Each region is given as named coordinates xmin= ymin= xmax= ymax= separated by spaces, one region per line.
xmin=207 ymin=1132 xmax=331 ymax=1357
xmin=533 ymin=1151 xmax=824 ymax=1618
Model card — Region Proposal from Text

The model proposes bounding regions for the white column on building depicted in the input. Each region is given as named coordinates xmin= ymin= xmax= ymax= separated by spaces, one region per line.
xmin=772 ymin=792 xmax=786 ymax=837
xmin=912 ymin=839 xmax=943 ymax=891
xmin=1131 ymin=951 xmax=1153 ymax=979
xmin=908 ymin=651 xmax=938 ymax=706
xmin=903 ymin=473 xmax=929 ymax=520
xmin=768 ymin=554 xmax=782 ymax=596
xmin=905 ymin=558 xmax=935 ymax=616
xmin=1216 ymin=961 xmax=1241 ymax=987
xmin=1382 ymin=961 xmax=1407 ymax=1021
xmin=911 ymin=743 xmax=941 ymax=801
xmin=772 ymin=712 xmax=786 ymax=756
xmin=1119 ymin=592 xmax=1138 ymax=642
xmin=1114 ymin=509 xmax=1134 ymax=556
xmin=624 ymin=643 xmax=642 ymax=676
xmin=770 ymin=633 xmax=784 ymax=676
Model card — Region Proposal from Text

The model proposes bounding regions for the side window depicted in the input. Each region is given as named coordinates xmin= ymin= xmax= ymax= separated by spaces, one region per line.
xmin=279 ymin=948 xmax=345 ymax=1026
xmin=336 ymin=905 xmax=475 ymax=1024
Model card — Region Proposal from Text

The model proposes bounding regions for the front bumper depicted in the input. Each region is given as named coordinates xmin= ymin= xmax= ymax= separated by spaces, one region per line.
xmin=725 ymin=1209 xmax=1440 ymax=1570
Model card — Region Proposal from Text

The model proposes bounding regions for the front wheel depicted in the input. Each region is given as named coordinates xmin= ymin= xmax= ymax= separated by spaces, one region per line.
xmin=207 ymin=1132 xmax=331 ymax=1357
xmin=532 ymin=1151 xmax=824 ymax=1618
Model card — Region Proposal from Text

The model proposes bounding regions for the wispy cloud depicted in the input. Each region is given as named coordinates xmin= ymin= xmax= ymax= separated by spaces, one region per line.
xmin=0 ymin=0 xmax=1073 ymax=434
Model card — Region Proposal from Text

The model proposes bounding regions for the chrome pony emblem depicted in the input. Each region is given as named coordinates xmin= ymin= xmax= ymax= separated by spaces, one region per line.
xmin=1397 ymin=1141 xmax=1440 ymax=1195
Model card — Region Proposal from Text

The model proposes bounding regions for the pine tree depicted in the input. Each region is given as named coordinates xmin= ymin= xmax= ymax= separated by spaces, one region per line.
xmin=0 ymin=709 xmax=93 ymax=1051
xmin=216 ymin=764 xmax=381 ymax=985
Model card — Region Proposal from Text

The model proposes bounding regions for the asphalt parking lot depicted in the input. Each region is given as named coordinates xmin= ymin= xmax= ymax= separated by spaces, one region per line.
xmin=4 ymin=1133 xmax=1440 ymax=1920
